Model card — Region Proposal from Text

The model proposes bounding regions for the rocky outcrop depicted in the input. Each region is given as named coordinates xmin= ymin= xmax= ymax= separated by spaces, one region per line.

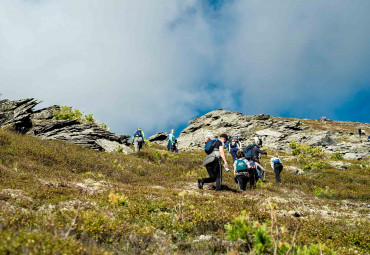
xmin=148 ymin=132 xmax=168 ymax=146
xmin=0 ymin=98 xmax=131 ymax=153
xmin=0 ymin=98 xmax=39 ymax=133
xmin=178 ymin=110 xmax=369 ymax=159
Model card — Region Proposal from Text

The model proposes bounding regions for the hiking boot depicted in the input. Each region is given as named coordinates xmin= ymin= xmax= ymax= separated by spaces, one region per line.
xmin=197 ymin=179 xmax=204 ymax=189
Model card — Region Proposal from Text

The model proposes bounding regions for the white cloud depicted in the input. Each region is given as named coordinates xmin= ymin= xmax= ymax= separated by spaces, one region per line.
xmin=1 ymin=0 xmax=369 ymax=135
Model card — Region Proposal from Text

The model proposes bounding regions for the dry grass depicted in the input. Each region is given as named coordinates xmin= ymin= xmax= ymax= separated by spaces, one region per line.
xmin=0 ymin=129 xmax=369 ymax=254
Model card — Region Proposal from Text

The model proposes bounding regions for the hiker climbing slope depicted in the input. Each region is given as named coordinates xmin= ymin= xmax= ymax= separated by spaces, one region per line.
xmin=233 ymin=150 xmax=255 ymax=191
xmin=229 ymin=136 xmax=241 ymax=162
xmin=198 ymin=134 xmax=229 ymax=191
xmin=132 ymin=127 xmax=145 ymax=152
xmin=167 ymin=129 xmax=178 ymax=153
xmin=270 ymin=155 xmax=283 ymax=183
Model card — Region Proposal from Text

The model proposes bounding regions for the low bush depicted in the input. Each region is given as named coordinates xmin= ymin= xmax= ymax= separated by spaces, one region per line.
xmin=53 ymin=106 xmax=109 ymax=130
xmin=331 ymin=152 xmax=344 ymax=160
xmin=225 ymin=210 xmax=336 ymax=254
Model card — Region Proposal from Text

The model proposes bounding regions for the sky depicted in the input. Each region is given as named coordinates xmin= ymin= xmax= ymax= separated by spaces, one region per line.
xmin=1 ymin=0 xmax=369 ymax=136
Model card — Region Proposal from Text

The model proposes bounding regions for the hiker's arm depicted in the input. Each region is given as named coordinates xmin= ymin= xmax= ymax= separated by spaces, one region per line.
xmin=142 ymin=131 xmax=146 ymax=141
xmin=219 ymin=146 xmax=228 ymax=168
xmin=258 ymin=148 xmax=267 ymax=155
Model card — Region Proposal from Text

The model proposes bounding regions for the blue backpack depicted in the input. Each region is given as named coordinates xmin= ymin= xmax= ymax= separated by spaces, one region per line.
xmin=242 ymin=145 xmax=253 ymax=160
xmin=204 ymin=138 xmax=218 ymax=155
xmin=134 ymin=130 xmax=142 ymax=137
xmin=235 ymin=159 xmax=248 ymax=172
xmin=273 ymin=158 xmax=280 ymax=164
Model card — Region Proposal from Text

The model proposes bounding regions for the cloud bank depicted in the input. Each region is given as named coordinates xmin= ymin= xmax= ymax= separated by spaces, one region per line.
xmin=1 ymin=0 xmax=369 ymax=135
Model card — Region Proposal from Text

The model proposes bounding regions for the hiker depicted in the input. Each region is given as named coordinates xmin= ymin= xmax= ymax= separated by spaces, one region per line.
xmin=251 ymin=144 xmax=267 ymax=163
xmin=132 ymin=127 xmax=145 ymax=152
xmin=358 ymin=128 xmax=362 ymax=137
xmin=270 ymin=155 xmax=283 ymax=183
xmin=233 ymin=150 xmax=256 ymax=191
xmin=254 ymin=135 xmax=263 ymax=147
xmin=368 ymin=135 xmax=370 ymax=142
xmin=198 ymin=134 xmax=229 ymax=191
xmin=242 ymin=143 xmax=267 ymax=181
xmin=167 ymin=129 xmax=178 ymax=153
xmin=228 ymin=136 xmax=242 ymax=162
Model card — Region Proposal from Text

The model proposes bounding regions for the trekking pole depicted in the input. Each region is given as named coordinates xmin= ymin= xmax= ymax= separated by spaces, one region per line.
xmin=264 ymin=162 xmax=267 ymax=181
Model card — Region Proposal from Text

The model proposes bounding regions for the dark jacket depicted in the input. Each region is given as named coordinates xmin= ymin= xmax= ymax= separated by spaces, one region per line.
xmin=251 ymin=144 xmax=267 ymax=160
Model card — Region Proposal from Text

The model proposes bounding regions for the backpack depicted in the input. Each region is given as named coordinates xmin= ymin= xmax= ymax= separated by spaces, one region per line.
xmin=204 ymin=138 xmax=218 ymax=155
xmin=134 ymin=130 xmax=143 ymax=137
xmin=242 ymin=145 xmax=253 ymax=160
xmin=235 ymin=159 xmax=248 ymax=172
xmin=230 ymin=140 xmax=239 ymax=148
xmin=273 ymin=158 xmax=280 ymax=164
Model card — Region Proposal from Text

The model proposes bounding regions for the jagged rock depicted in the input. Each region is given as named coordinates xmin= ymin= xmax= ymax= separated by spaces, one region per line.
xmin=95 ymin=139 xmax=133 ymax=154
xmin=343 ymin=153 xmax=361 ymax=160
xmin=32 ymin=105 xmax=59 ymax=121
xmin=0 ymin=98 xmax=131 ymax=152
xmin=325 ymin=142 xmax=369 ymax=160
xmin=149 ymin=132 xmax=168 ymax=142
xmin=0 ymin=98 xmax=39 ymax=132
xmin=256 ymin=129 xmax=284 ymax=138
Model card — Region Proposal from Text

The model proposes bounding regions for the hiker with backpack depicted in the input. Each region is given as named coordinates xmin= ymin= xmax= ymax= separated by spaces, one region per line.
xmin=233 ymin=150 xmax=257 ymax=191
xmin=198 ymin=134 xmax=229 ymax=191
xmin=242 ymin=143 xmax=267 ymax=181
xmin=132 ymin=127 xmax=145 ymax=152
xmin=358 ymin=128 xmax=362 ymax=137
xmin=254 ymin=135 xmax=263 ymax=147
xmin=270 ymin=155 xmax=283 ymax=183
xmin=228 ymin=136 xmax=242 ymax=162
xmin=167 ymin=129 xmax=178 ymax=153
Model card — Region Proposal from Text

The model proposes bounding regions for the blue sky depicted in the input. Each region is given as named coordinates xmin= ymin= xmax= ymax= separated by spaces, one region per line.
xmin=1 ymin=0 xmax=369 ymax=137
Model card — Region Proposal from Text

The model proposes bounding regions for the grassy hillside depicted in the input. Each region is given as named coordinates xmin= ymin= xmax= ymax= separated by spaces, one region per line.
xmin=0 ymin=129 xmax=369 ymax=254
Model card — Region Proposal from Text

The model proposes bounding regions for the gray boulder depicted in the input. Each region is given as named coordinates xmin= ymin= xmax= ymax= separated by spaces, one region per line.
xmin=95 ymin=139 xmax=133 ymax=154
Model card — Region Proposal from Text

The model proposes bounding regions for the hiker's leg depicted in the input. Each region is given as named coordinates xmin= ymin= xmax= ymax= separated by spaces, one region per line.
xmin=236 ymin=175 xmax=242 ymax=190
xmin=230 ymin=148 xmax=237 ymax=162
xmin=134 ymin=140 xmax=139 ymax=152
xmin=203 ymin=161 xmax=217 ymax=183
xmin=241 ymin=176 xmax=247 ymax=191
xmin=215 ymin=160 xmax=222 ymax=190
xmin=274 ymin=165 xmax=282 ymax=183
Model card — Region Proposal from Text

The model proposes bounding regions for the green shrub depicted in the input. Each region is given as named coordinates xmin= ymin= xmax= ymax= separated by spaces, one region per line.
xmin=304 ymin=162 xmax=323 ymax=170
xmin=331 ymin=152 xmax=344 ymax=160
xmin=53 ymin=106 xmax=83 ymax=121
xmin=108 ymin=193 xmax=128 ymax=206
xmin=225 ymin=211 xmax=336 ymax=254
xmin=289 ymin=141 xmax=323 ymax=158
xmin=314 ymin=186 xmax=336 ymax=199
xmin=53 ymin=106 xmax=109 ymax=130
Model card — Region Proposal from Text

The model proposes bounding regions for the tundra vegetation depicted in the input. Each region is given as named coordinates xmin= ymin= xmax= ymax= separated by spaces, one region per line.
xmin=0 ymin=129 xmax=369 ymax=254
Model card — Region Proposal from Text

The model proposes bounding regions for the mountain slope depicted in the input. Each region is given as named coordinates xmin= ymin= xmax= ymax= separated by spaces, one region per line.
xmin=0 ymin=128 xmax=369 ymax=254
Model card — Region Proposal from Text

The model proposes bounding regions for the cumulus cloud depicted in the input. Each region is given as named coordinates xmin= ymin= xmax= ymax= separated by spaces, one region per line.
xmin=1 ymin=0 xmax=369 ymax=136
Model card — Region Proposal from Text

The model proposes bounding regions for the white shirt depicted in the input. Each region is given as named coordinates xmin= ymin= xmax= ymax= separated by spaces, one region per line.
xmin=270 ymin=157 xmax=282 ymax=169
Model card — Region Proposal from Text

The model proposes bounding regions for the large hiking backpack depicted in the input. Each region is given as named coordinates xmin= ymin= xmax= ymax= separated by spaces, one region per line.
xmin=230 ymin=136 xmax=239 ymax=148
xmin=242 ymin=145 xmax=253 ymax=160
xmin=272 ymin=158 xmax=280 ymax=164
xmin=235 ymin=159 xmax=248 ymax=172
xmin=204 ymin=138 xmax=218 ymax=155
xmin=134 ymin=130 xmax=143 ymax=137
